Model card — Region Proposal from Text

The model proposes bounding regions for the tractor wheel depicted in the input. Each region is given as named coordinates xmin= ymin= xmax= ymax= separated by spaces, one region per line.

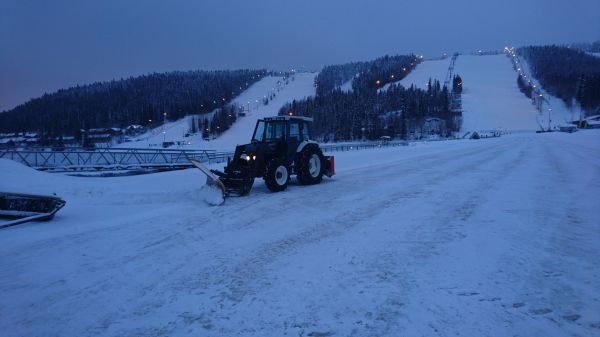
xmin=296 ymin=145 xmax=324 ymax=185
xmin=264 ymin=158 xmax=289 ymax=192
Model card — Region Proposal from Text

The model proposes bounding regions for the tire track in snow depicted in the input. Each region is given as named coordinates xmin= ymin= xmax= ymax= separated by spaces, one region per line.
xmin=143 ymin=140 xmax=529 ymax=336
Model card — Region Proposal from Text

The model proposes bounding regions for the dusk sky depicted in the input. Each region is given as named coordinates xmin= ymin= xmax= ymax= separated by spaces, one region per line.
xmin=1 ymin=0 xmax=599 ymax=111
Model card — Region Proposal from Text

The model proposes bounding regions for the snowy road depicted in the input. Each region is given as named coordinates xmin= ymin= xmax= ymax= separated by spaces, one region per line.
xmin=1 ymin=132 xmax=599 ymax=336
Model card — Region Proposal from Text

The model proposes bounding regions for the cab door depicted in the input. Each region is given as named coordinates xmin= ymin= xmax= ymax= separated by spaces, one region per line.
xmin=287 ymin=120 xmax=302 ymax=162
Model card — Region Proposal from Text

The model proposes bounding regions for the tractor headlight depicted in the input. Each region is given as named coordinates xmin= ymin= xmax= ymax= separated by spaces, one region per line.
xmin=242 ymin=154 xmax=253 ymax=161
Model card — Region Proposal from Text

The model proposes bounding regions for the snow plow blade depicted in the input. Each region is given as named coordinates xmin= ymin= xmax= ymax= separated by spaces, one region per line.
xmin=0 ymin=192 xmax=66 ymax=229
xmin=190 ymin=159 xmax=226 ymax=205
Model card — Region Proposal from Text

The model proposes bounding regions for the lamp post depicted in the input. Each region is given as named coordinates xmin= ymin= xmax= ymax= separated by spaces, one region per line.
xmin=162 ymin=112 xmax=167 ymax=143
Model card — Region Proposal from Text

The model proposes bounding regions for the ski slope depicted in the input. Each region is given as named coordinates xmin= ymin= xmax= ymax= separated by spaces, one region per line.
xmin=455 ymin=54 xmax=540 ymax=132
xmin=400 ymin=55 xmax=542 ymax=132
xmin=214 ymin=72 xmax=316 ymax=150
xmin=398 ymin=57 xmax=451 ymax=90
xmin=1 ymin=131 xmax=599 ymax=337
xmin=119 ymin=73 xmax=316 ymax=151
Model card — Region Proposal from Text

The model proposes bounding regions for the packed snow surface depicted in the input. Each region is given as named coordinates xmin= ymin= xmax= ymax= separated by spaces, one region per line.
xmin=1 ymin=130 xmax=599 ymax=337
xmin=398 ymin=57 xmax=450 ymax=90
xmin=455 ymin=54 xmax=541 ymax=132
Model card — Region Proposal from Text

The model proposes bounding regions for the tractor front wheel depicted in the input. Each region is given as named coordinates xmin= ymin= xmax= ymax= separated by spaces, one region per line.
xmin=264 ymin=159 xmax=289 ymax=192
xmin=240 ymin=177 xmax=255 ymax=196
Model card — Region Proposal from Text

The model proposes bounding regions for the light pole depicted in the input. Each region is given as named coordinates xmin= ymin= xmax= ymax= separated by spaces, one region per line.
xmin=162 ymin=112 xmax=167 ymax=143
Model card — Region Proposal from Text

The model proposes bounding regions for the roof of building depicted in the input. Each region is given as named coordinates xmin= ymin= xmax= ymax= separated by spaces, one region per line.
xmin=263 ymin=115 xmax=314 ymax=122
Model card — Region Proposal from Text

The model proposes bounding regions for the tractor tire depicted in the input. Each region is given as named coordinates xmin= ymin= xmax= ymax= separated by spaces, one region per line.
xmin=264 ymin=158 xmax=289 ymax=192
xmin=239 ymin=177 xmax=255 ymax=196
xmin=296 ymin=145 xmax=324 ymax=185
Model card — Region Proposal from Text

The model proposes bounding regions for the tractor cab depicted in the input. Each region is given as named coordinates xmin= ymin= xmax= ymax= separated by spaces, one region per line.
xmin=250 ymin=116 xmax=313 ymax=162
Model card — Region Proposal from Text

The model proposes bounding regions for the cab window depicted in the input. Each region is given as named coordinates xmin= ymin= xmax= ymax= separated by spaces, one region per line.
xmin=252 ymin=121 xmax=265 ymax=142
xmin=301 ymin=122 xmax=311 ymax=140
xmin=265 ymin=122 xmax=286 ymax=141
xmin=289 ymin=122 xmax=301 ymax=141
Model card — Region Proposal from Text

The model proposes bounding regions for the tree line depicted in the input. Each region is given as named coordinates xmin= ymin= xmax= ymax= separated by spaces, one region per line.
xmin=0 ymin=69 xmax=267 ymax=136
xmin=518 ymin=45 xmax=600 ymax=114
xmin=315 ymin=54 xmax=421 ymax=96
xmin=281 ymin=55 xmax=461 ymax=141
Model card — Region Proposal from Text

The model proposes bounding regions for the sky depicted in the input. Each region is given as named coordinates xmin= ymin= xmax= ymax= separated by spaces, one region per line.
xmin=1 ymin=0 xmax=599 ymax=111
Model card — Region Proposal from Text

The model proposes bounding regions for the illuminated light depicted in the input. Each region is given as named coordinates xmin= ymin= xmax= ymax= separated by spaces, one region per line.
xmin=252 ymin=155 xmax=256 ymax=160
xmin=376 ymin=80 xmax=381 ymax=85
xmin=288 ymin=111 xmax=293 ymax=116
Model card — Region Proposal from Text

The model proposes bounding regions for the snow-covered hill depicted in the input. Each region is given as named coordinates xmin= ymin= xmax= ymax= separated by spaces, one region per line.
xmin=455 ymin=54 xmax=540 ymax=132
xmin=213 ymin=72 xmax=316 ymax=150
xmin=119 ymin=73 xmax=316 ymax=151
xmin=1 ymin=130 xmax=599 ymax=337
xmin=398 ymin=57 xmax=451 ymax=90
xmin=398 ymin=54 xmax=560 ymax=132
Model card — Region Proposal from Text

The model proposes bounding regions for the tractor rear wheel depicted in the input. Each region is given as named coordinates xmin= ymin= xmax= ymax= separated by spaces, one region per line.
xmin=264 ymin=158 xmax=289 ymax=192
xmin=296 ymin=145 xmax=324 ymax=185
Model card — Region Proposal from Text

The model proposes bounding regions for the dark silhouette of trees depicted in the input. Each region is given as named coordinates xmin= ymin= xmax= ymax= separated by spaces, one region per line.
xmin=517 ymin=74 xmax=533 ymax=98
xmin=453 ymin=75 xmax=463 ymax=94
xmin=280 ymin=79 xmax=459 ymax=141
xmin=0 ymin=69 xmax=267 ymax=136
xmin=315 ymin=54 xmax=420 ymax=96
xmin=519 ymin=45 xmax=600 ymax=113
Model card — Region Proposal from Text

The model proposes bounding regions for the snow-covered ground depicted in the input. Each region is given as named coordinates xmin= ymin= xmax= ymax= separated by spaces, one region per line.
xmin=119 ymin=73 xmax=316 ymax=151
xmin=455 ymin=54 xmax=540 ymax=132
xmin=338 ymin=79 xmax=354 ymax=92
xmin=1 ymin=130 xmax=599 ymax=337
xmin=398 ymin=57 xmax=450 ymax=90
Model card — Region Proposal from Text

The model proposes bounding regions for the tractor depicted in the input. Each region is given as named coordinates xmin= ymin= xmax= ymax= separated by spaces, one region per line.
xmin=192 ymin=116 xmax=334 ymax=200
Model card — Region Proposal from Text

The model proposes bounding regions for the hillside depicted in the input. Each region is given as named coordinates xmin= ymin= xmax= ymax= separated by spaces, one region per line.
xmin=0 ymin=69 xmax=267 ymax=136
xmin=455 ymin=54 xmax=540 ymax=131
xmin=119 ymin=73 xmax=317 ymax=150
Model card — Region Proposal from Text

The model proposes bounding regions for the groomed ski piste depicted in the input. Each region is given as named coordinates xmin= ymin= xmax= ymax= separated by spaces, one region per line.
xmin=399 ymin=54 xmax=542 ymax=133
xmin=117 ymin=72 xmax=317 ymax=151
xmin=1 ymin=55 xmax=600 ymax=337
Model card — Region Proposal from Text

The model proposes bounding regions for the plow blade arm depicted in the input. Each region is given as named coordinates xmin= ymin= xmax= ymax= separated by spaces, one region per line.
xmin=190 ymin=159 xmax=226 ymax=201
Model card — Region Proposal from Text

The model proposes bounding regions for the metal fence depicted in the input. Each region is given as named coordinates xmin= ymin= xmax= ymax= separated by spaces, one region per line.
xmin=0 ymin=147 xmax=220 ymax=172
xmin=0 ymin=141 xmax=409 ymax=172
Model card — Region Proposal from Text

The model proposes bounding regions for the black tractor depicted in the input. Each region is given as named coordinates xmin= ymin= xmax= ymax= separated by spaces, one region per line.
xmin=192 ymin=116 xmax=334 ymax=198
